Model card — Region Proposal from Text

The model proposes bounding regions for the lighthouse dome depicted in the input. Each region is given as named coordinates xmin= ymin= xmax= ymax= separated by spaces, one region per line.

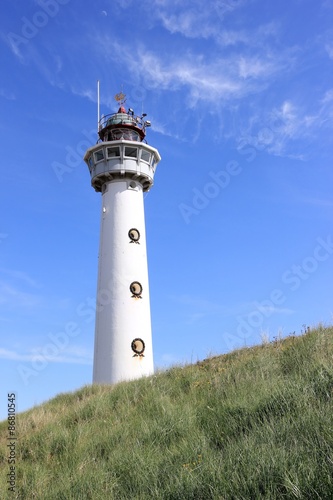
xmin=98 ymin=101 xmax=150 ymax=143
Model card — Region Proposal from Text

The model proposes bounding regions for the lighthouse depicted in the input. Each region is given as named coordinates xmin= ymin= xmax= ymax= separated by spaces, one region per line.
xmin=84 ymin=91 xmax=161 ymax=384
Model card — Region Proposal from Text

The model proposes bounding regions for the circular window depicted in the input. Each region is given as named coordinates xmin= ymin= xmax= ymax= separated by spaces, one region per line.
xmin=131 ymin=338 xmax=145 ymax=355
xmin=130 ymin=281 xmax=143 ymax=297
xmin=128 ymin=228 xmax=140 ymax=243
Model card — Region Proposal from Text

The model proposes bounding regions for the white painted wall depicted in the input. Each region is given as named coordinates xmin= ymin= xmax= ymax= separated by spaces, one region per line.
xmin=92 ymin=179 xmax=154 ymax=383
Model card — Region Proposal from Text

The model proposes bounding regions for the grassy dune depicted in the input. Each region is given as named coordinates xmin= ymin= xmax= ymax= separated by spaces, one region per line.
xmin=1 ymin=325 xmax=333 ymax=499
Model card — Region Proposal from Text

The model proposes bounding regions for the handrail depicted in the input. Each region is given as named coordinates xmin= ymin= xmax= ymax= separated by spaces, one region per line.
xmin=98 ymin=112 xmax=145 ymax=132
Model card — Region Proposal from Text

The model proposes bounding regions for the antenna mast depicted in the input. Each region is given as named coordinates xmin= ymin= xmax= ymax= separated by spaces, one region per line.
xmin=97 ymin=80 xmax=100 ymax=133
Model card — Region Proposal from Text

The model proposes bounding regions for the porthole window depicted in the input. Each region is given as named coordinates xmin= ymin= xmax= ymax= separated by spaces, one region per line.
xmin=125 ymin=147 xmax=138 ymax=158
xmin=128 ymin=228 xmax=140 ymax=243
xmin=94 ymin=149 xmax=104 ymax=162
xmin=130 ymin=281 xmax=142 ymax=298
xmin=131 ymin=338 xmax=145 ymax=356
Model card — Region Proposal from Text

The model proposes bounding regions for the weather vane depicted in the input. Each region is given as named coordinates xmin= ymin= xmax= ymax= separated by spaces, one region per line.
xmin=114 ymin=91 xmax=126 ymax=105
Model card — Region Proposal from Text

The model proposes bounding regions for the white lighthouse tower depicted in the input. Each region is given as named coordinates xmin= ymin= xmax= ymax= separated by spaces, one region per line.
xmin=84 ymin=91 xmax=161 ymax=384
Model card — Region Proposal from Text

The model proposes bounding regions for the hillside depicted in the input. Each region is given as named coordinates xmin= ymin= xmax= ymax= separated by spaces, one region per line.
xmin=1 ymin=325 xmax=333 ymax=499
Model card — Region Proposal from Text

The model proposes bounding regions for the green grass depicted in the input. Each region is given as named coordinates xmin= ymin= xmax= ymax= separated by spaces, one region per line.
xmin=1 ymin=325 xmax=333 ymax=499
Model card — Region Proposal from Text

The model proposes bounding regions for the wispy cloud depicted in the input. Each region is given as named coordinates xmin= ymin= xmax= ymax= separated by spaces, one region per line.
xmin=151 ymin=0 xmax=245 ymax=40
xmin=0 ymin=88 xmax=16 ymax=100
xmin=0 ymin=268 xmax=44 ymax=311
xmin=172 ymin=294 xmax=242 ymax=318
xmin=0 ymin=346 xmax=92 ymax=365
xmin=325 ymin=43 xmax=333 ymax=59
xmin=237 ymin=55 xmax=280 ymax=79
xmin=237 ymin=89 xmax=333 ymax=158
xmin=241 ymin=302 xmax=294 ymax=317
xmin=0 ymin=282 xmax=42 ymax=308
xmin=272 ymin=93 xmax=333 ymax=151
xmin=0 ymin=268 xmax=40 ymax=288
xmin=69 ymin=86 xmax=96 ymax=103
xmin=1 ymin=32 xmax=65 ymax=91
xmin=98 ymin=36 xmax=294 ymax=109
xmin=300 ymin=197 xmax=333 ymax=208
xmin=150 ymin=117 xmax=185 ymax=140
xmin=117 ymin=0 xmax=274 ymax=51
xmin=321 ymin=88 xmax=333 ymax=104
xmin=0 ymin=31 xmax=22 ymax=59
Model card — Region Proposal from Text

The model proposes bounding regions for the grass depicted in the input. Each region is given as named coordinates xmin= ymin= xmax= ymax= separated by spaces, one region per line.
xmin=1 ymin=325 xmax=333 ymax=499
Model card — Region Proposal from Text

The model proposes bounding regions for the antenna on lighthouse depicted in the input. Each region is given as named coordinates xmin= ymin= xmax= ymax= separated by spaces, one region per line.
xmin=97 ymin=80 xmax=100 ymax=133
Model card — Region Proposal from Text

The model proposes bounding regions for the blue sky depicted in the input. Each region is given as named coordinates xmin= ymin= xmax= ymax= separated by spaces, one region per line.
xmin=0 ymin=0 xmax=332 ymax=420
